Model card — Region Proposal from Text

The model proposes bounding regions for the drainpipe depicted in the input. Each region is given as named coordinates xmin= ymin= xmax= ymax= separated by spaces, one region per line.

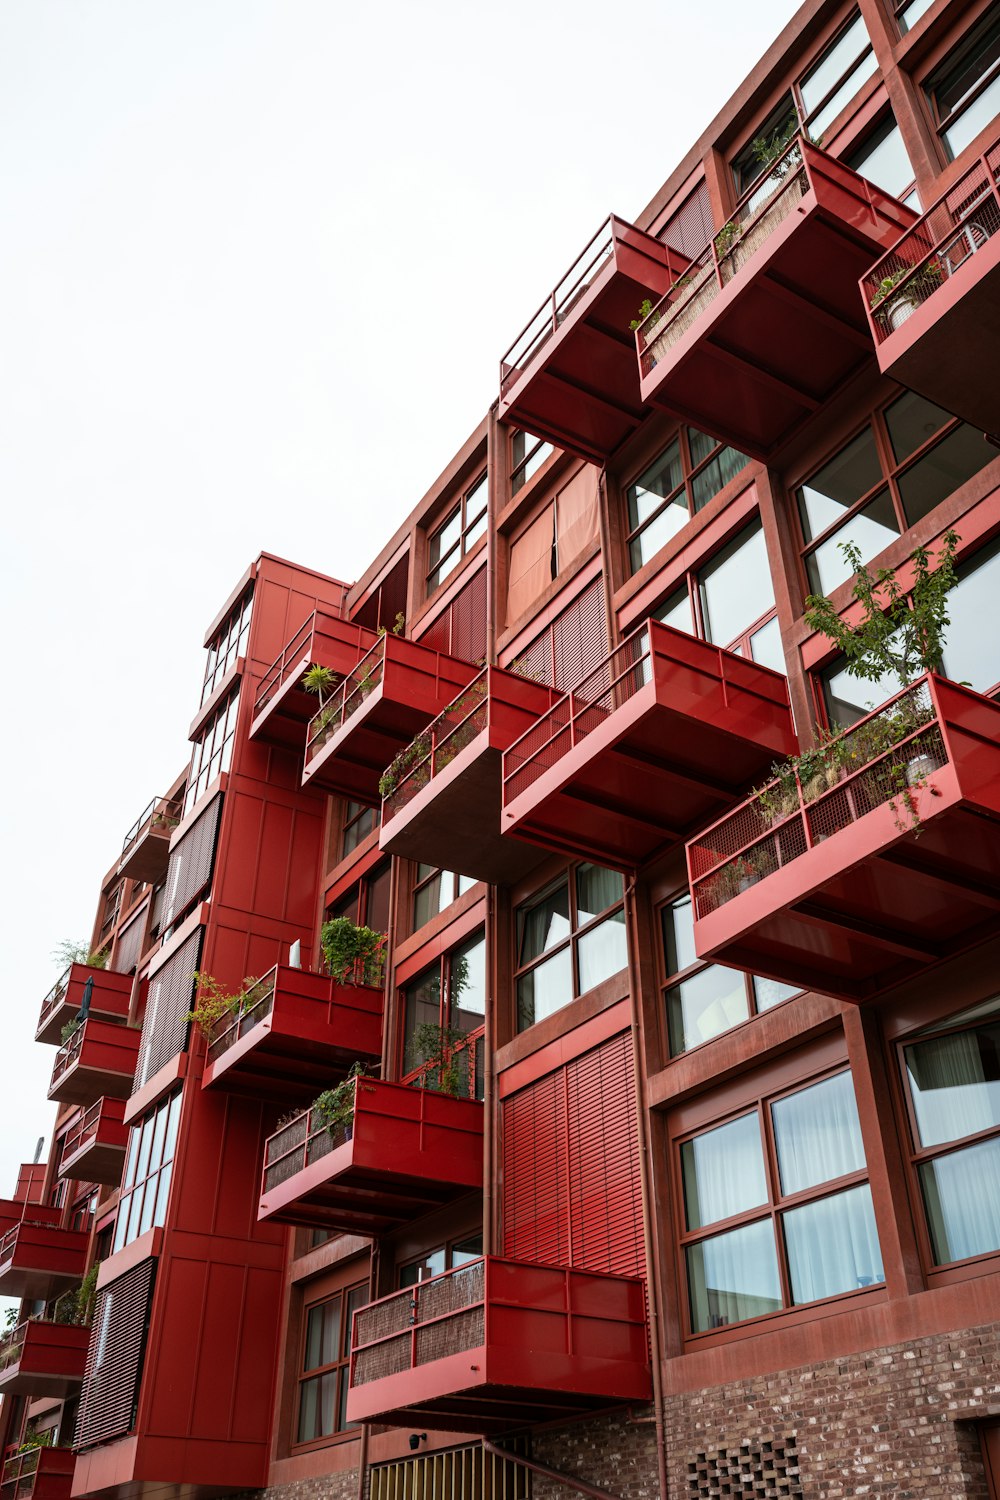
xmin=624 ymin=875 xmax=671 ymax=1500
xmin=482 ymin=1438 xmax=624 ymax=1500
xmin=355 ymin=1239 xmax=381 ymax=1500
xmin=482 ymin=884 xmax=495 ymax=1255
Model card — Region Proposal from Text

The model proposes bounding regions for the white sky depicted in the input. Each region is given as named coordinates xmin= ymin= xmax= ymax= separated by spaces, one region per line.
xmin=0 ymin=0 xmax=800 ymax=1262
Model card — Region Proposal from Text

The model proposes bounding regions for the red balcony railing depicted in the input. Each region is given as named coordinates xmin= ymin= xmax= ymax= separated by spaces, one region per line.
xmin=635 ymin=138 xmax=915 ymax=458
xmin=380 ymin=666 xmax=560 ymax=882
xmin=346 ymin=1257 xmax=650 ymax=1433
xmin=117 ymin=795 xmax=182 ymax=882
xmin=259 ymin=1076 xmax=483 ymax=1236
xmin=303 ymin=634 xmax=479 ymax=802
xmin=48 ymin=1019 xmax=140 ymax=1105
xmin=58 ymin=1097 xmax=129 ymax=1186
xmin=501 ymin=620 xmax=796 ymax=869
xmin=0 ymin=1448 xmax=76 ymax=1500
xmin=250 ymin=611 xmax=379 ymax=747
xmin=202 ymin=964 xmax=383 ymax=1099
xmin=498 ymin=215 xmax=685 ymax=463
xmin=0 ymin=1318 xmax=91 ymax=1397
xmin=35 ymin=964 xmax=132 ymax=1047
xmin=687 ymin=675 xmax=1000 ymax=1001
xmin=861 ymin=130 xmax=1000 ymax=436
xmin=0 ymin=1221 xmax=89 ymax=1301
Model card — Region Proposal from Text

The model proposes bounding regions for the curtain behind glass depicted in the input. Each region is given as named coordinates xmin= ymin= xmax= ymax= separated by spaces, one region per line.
xmin=772 ymin=1071 xmax=866 ymax=1195
xmin=906 ymin=1026 xmax=1000 ymax=1147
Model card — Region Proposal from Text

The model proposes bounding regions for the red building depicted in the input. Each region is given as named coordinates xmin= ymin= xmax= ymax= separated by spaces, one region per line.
xmin=3 ymin=0 xmax=1000 ymax=1495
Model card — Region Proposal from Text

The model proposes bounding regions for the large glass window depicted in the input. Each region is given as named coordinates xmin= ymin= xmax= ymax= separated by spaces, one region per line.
xmin=662 ymin=894 xmax=798 ymax=1055
xmin=326 ymin=860 xmax=391 ymax=935
xmin=679 ymin=1070 xmax=883 ymax=1335
xmin=895 ymin=0 xmax=935 ymax=33
xmin=900 ymin=1003 xmax=1000 ymax=1268
xmin=926 ymin=14 xmax=1000 ymax=161
xmin=626 ymin=428 xmax=749 ymax=572
xmin=112 ymin=1090 xmax=181 ymax=1253
xmin=413 ymin=865 xmax=477 ymax=931
xmin=798 ymin=394 xmax=996 ymax=595
xmin=295 ymin=1281 xmax=367 ymax=1445
xmin=398 ymin=1234 xmax=483 ymax=1288
xmin=201 ymin=586 xmax=253 ymax=707
xmin=847 ymin=114 xmax=918 ymax=206
xmin=511 ymin=430 xmax=553 ymax=495
xmin=403 ymin=931 xmax=486 ymax=1097
xmin=184 ymin=688 xmax=239 ymax=815
xmin=342 ymin=799 xmax=379 ymax=857
xmin=427 ymin=472 xmax=488 ymax=593
xmin=516 ymin=865 xmax=626 ymax=1031
xmin=797 ymin=11 xmax=877 ymax=137
xmin=653 ymin=519 xmax=784 ymax=675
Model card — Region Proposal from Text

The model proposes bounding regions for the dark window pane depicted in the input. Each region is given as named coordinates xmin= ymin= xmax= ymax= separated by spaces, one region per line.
xmin=576 ymin=864 xmax=623 ymax=922
xmin=883 ymin=391 xmax=952 ymax=463
xmin=798 ymin=430 xmax=882 ymax=542
xmin=517 ymin=883 xmax=570 ymax=965
xmin=896 ymin=425 xmax=996 ymax=526
xmin=690 ymin=442 xmax=750 ymax=511
xmin=905 ymin=1023 xmax=1000 ymax=1148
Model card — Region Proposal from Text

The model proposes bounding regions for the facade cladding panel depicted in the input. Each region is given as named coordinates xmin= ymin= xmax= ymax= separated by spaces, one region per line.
xmin=113 ymin=907 xmax=146 ymax=976
xmin=160 ymin=792 xmax=222 ymax=930
xmin=75 ymin=1259 xmax=155 ymax=1449
xmin=133 ymin=928 xmax=202 ymax=1090
xmin=502 ymin=1031 xmax=644 ymax=1277
xmin=419 ymin=564 xmax=487 ymax=664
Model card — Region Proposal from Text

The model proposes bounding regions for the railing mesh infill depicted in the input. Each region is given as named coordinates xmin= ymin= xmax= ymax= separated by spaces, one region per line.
xmin=415 ymin=1306 xmax=485 ymax=1367
xmin=384 ymin=672 xmax=489 ymax=818
xmin=206 ymin=974 xmax=277 ymax=1064
xmin=352 ymin=1331 xmax=411 ymax=1387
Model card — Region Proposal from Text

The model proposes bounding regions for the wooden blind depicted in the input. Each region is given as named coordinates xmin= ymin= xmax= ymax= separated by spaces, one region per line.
xmin=501 ymin=1030 xmax=644 ymax=1278
xmin=134 ymin=928 xmax=202 ymax=1090
xmin=419 ymin=566 xmax=487 ymax=665
xmin=113 ymin=906 xmax=146 ymax=976
xmin=160 ymin=793 xmax=222 ymax=931
xmin=511 ymin=576 xmax=606 ymax=692
xmin=75 ymin=1259 xmax=155 ymax=1449
xmin=661 ymin=180 xmax=713 ymax=262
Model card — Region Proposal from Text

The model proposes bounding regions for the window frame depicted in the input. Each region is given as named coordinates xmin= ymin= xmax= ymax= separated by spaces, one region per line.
xmin=341 ymin=799 xmax=379 ymax=859
xmin=624 ymin=427 xmax=751 ymax=575
xmin=396 ymin=1233 xmax=484 ymax=1289
xmin=412 ymin=865 xmax=477 ymax=933
xmin=184 ymin=686 xmax=239 ymax=815
xmin=510 ymin=430 xmax=554 ymax=496
xmin=112 ymin=1089 xmax=181 ymax=1254
xmin=200 ymin=586 xmax=253 ymax=707
xmin=292 ymin=1279 xmax=368 ymax=1451
xmin=426 ymin=471 xmax=489 ymax=594
xmin=792 ymin=8 xmax=877 ymax=138
xmin=400 ymin=929 xmax=487 ymax=1096
xmin=514 ymin=864 xmax=627 ymax=1033
xmin=924 ymin=11 xmax=1000 ymax=161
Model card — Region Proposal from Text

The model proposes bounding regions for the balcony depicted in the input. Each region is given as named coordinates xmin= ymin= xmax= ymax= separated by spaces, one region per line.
xmin=0 ymin=1221 xmax=89 ymax=1301
xmin=380 ymin=666 xmax=560 ymax=883
xmin=117 ymin=795 xmax=182 ymax=882
xmin=58 ymin=1098 xmax=129 ymax=1186
xmin=250 ymin=611 xmax=379 ymax=749
xmin=202 ymin=964 xmax=382 ymax=1099
xmin=687 ymin=676 xmax=1000 ymax=1002
xmin=47 ymin=1019 xmax=140 ymax=1106
xmin=862 ymin=132 xmax=1000 ymax=437
xmin=0 ymin=1449 xmax=76 ymax=1500
xmin=35 ymin=964 xmax=132 ymax=1047
xmin=302 ymin=635 xmax=479 ymax=803
xmin=636 ymin=139 xmax=915 ymax=460
xmin=259 ymin=1077 xmax=483 ymax=1236
xmin=0 ymin=1320 xmax=90 ymax=1398
xmin=498 ymin=215 xmax=687 ymax=464
xmin=346 ymin=1257 xmax=650 ymax=1434
xmin=502 ymin=621 xmax=796 ymax=869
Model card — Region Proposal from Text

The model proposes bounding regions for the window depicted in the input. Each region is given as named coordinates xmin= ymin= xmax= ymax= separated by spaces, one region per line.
xmin=342 ymin=799 xmax=379 ymax=858
xmin=662 ymin=894 xmax=798 ymax=1055
xmin=516 ymin=865 xmax=627 ymax=1031
xmin=895 ymin=0 xmax=935 ymax=32
xmin=678 ymin=1069 xmax=883 ymax=1335
xmin=626 ymin=428 xmax=750 ymax=573
xmin=98 ymin=881 xmax=124 ymax=947
xmin=413 ymin=865 xmax=477 ymax=931
xmin=427 ymin=472 xmax=488 ymax=592
xmin=506 ymin=468 xmax=600 ymax=622
xmin=796 ymin=11 xmax=877 ymax=137
xmin=397 ymin=1234 xmax=483 ymax=1288
xmin=926 ymin=14 xmax=1000 ymax=160
xmin=846 ymin=114 xmax=918 ymax=206
xmin=184 ymin=688 xmax=239 ymax=814
xmin=732 ymin=97 xmax=798 ymax=199
xmin=797 ymin=393 xmax=996 ymax=596
xmin=511 ymin=430 xmax=553 ymax=495
xmin=403 ymin=932 xmax=487 ymax=1097
xmin=295 ymin=1281 xmax=367 ymax=1445
xmin=327 ymin=860 xmax=391 ymax=934
xmin=112 ymin=1090 xmax=181 ymax=1253
xmin=899 ymin=1000 xmax=1000 ymax=1268
xmin=655 ymin=518 xmax=784 ymax=675
xmin=70 ymin=1189 xmax=98 ymax=1233
xmin=201 ymin=586 xmax=253 ymax=707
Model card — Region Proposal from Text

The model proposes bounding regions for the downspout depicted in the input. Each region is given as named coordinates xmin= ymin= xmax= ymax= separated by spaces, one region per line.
xmin=355 ymin=1239 xmax=381 ymax=1500
xmin=625 ymin=874 xmax=671 ymax=1500
xmin=482 ymin=884 xmax=495 ymax=1255
xmin=482 ymin=1438 xmax=624 ymax=1500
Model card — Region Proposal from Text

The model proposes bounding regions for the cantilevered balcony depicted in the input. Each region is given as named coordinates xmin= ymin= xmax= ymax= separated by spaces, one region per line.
xmin=117 ymin=795 xmax=182 ymax=882
xmin=259 ymin=1077 xmax=483 ymax=1236
xmin=202 ymin=964 xmax=382 ymax=1099
xmin=636 ymin=139 xmax=915 ymax=460
xmin=0 ymin=1221 xmax=89 ymax=1301
xmin=687 ymin=676 xmax=1000 ymax=1002
xmin=0 ymin=1448 xmax=76 ymax=1500
xmin=498 ymin=216 xmax=687 ymax=464
xmin=502 ymin=621 xmax=796 ymax=870
xmin=380 ymin=666 xmax=560 ymax=883
xmin=0 ymin=1319 xmax=90 ymax=1398
xmin=47 ymin=1019 xmax=140 ymax=1106
xmin=302 ymin=635 xmax=479 ymax=803
xmin=250 ymin=611 xmax=379 ymax=749
xmin=35 ymin=964 xmax=132 ymax=1046
xmin=58 ymin=1098 xmax=129 ymax=1186
xmin=346 ymin=1257 xmax=650 ymax=1434
xmin=862 ymin=131 xmax=1000 ymax=437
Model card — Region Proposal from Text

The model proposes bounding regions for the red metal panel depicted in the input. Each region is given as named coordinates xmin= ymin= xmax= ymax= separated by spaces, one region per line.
xmin=0 ymin=1222 xmax=89 ymax=1301
xmin=0 ymin=1319 xmax=91 ymax=1397
xmin=36 ymin=964 xmax=133 ymax=1047
xmin=48 ymin=1020 xmax=142 ymax=1105
xmin=75 ymin=1259 xmax=155 ymax=1449
xmin=0 ymin=1447 xmax=75 ymax=1500
xmin=419 ymin=566 xmax=487 ymax=666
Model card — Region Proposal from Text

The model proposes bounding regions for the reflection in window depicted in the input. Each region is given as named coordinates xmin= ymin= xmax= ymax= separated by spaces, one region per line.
xmin=626 ymin=428 xmax=749 ymax=572
xmin=895 ymin=0 xmax=934 ymax=31
xmin=926 ymin=14 xmax=1000 ymax=161
xmin=511 ymin=431 xmax=553 ymax=495
xmin=112 ymin=1090 xmax=181 ymax=1253
xmin=699 ymin=522 xmax=776 ymax=654
xmin=296 ymin=1282 xmax=367 ymax=1444
xmin=797 ymin=11 xmax=877 ymax=136
xmin=847 ymin=115 xmax=917 ymax=206
xmin=413 ymin=865 xmax=477 ymax=931
xmin=427 ymin=472 xmax=488 ymax=592
xmin=398 ymin=1234 xmax=483 ymax=1288
xmin=403 ymin=932 xmax=486 ymax=1097
xmin=516 ymin=865 xmax=626 ymax=1030
xmin=342 ymin=800 xmax=378 ymax=856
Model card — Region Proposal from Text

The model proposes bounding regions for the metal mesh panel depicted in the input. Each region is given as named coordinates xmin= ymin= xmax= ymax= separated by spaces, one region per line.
xmin=160 ymin=793 xmax=222 ymax=930
xmin=206 ymin=973 xmax=277 ymax=1064
xmin=75 ymin=1259 xmax=155 ymax=1449
xmin=134 ymin=928 xmax=202 ymax=1090
xmin=415 ymin=1306 xmax=484 ymax=1367
xmin=307 ymin=639 xmax=386 ymax=760
xmin=113 ymin=906 xmax=146 ymax=976
xmin=352 ymin=1330 xmax=411 ymax=1387
xmin=385 ymin=672 xmax=489 ymax=818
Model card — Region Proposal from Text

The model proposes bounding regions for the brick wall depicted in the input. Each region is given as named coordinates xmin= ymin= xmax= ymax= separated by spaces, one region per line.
xmin=531 ymin=1409 xmax=660 ymax=1500
xmin=231 ymin=1476 xmax=359 ymax=1500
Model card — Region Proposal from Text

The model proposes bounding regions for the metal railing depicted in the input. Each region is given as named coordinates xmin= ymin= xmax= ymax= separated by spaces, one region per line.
xmin=205 ymin=972 xmax=279 ymax=1065
xmin=305 ymin=636 xmax=387 ymax=765
xmin=254 ymin=611 xmax=316 ymax=719
xmin=351 ymin=1257 xmax=487 ymax=1389
xmin=0 ymin=1322 xmax=27 ymax=1375
xmin=262 ymin=1083 xmax=360 ymax=1196
xmin=0 ymin=1448 xmax=73 ymax=1500
xmin=37 ymin=970 xmax=72 ymax=1034
xmin=863 ymin=130 xmax=1000 ymax=343
xmin=382 ymin=670 xmax=489 ymax=819
xmin=688 ymin=678 xmax=947 ymax=919
xmin=50 ymin=1022 xmax=87 ymax=1087
xmin=58 ymin=1100 xmax=105 ymax=1169
xmin=120 ymin=796 xmax=182 ymax=862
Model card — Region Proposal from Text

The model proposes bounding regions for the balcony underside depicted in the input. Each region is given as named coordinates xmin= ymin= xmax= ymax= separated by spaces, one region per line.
xmin=641 ymin=200 xmax=904 ymax=460
xmin=202 ymin=1011 xmax=382 ymax=1101
xmin=696 ymin=774 xmax=1000 ymax=1002
xmin=118 ymin=827 xmax=171 ymax=884
xmin=249 ymin=659 xmax=315 ymax=748
xmin=0 ymin=1327 xmax=90 ymax=1398
xmin=259 ymin=1152 xmax=477 ymax=1236
xmin=874 ymin=234 xmax=1000 ymax=436
xmin=59 ymin=1134 xmax=127 ymax=1187
xmin=0 ymin=1235 xmax=89 ymax=1302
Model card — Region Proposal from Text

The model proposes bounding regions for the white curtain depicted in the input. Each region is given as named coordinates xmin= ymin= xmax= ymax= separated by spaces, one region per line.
xmin=688 ymin=1219 xmax=781 ymax=1331
xmin=921 ymin=1137 xmax=1000 ymax=1264
xmin=682 ymin=1111 xmax=767 ymax=1230
xmin=772 ymin=1070 xmax=865 ymax=1195
xmin=906 ymin=1029 xmax=1000 ymax=1148
xmin=783 ymin=1184 xmax=884 ymax=1303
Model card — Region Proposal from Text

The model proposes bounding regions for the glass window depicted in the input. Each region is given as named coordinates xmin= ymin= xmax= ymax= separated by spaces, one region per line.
xmin=626 ymin=429 xmax=749 ymax=572
xmin=662 ymin=894 xmax=798 ymax=1055
xmin=296 ymin=1282 xmax=367 ymax=1445
xmin=731 ymin=97 xmax=797 ymax=198
xmin=413 ymin=865 xmax=477 ymax=931
xmin=895 ymin=0 xmax=934 ymax=32
xmin=679 ymin=1069 xmax=883 ymax=1335
xmin=201 ymin=586 xmax=253 ymax=707
xmin=184 ymin=688 xmax=239 ymax=815
xmin=427 ymin=471 xmax=489 ymax=592
xmin=511 ymin=430 xmax=553 ymax=495
xmin=516 ymin=865 xmax=626 ymax=1031
xmin=398 ymin=1234 xmax=484 ymax=1288
xmin=342 ymin=800 xmax=378 ymax=857
xmin=797 ymin=11 xmax=877 ymax=137
xmin=327 ymin=860 xmax=391 ymax=933
xmin=699 ymin=521 xmax=775 ymax=650
xmin=926 ymin=14 xmax=1000 ymax=160
xmin=402 ymin=932 xmax=487 ymax=1098
xmin=846 ymin=115 xmax=917 ymax=206
xmin=112 ymin=1090 xmax=181 ymax=1253
xmin=902 ymin=1008 xmax=1000 ymax=1266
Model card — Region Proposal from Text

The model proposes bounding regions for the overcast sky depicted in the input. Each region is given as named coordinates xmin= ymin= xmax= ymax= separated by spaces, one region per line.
xmin=0 ymin=0 xmax=800 ymax=1258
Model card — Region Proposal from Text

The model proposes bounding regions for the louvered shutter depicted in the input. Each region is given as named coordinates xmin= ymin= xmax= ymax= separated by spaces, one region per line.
xmin=419 ymin=567 xmax=487 ymax=665
xmin=75 ymin=1259 xmax=155 ymax=1449
xmin=134 ymin=928 xmax=202 ymax=1090
xmin=113 ymin=907 xmax=146 ymax=976
xmin=510 ymin=576 xmax=606 ymax=692
xmin=661 ymin=180 xmax=713 ymax=262
xmin=160 ymin=793 xmax=222 ymax=930
xmin=502 ymin=1030 xmax=644 ymax=1278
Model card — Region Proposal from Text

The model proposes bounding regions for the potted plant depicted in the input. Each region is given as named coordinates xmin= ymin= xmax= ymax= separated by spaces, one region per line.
xmin=185 ymin=972 xmax=260 ymax=1042
xmin=869 ymin=262 xmax=942 ymax=331
xmin=319 ymin=918 xmax=386 ymax=988
xmin=311 ymin=1062 xmax=375 ymax=1143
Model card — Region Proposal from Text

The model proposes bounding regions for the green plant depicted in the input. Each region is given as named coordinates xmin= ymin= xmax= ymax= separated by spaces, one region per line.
xmin=184 ymin=971 xmax=259 ymax=1041
xmin=2 ymin=1306 xmax=17 ymax=1335
xmin=17 ymin=1429 xmax=53 ymax=1452
xmin=303 ymin=663 xmax=336 ymax=699
xmin=714 ymin=221 xmax=741 ymax=258
xmin=869 ymin=261 xmax=942 ymax=310
xmin=51 ymin=940 xmax=107 ymax=970
xmin=320 ymin=918 xmax=386 ymax=987
xmin=629 ymin=297 xmax=659 ymax=333
xmin=378 ymin=728 xmax=433 ymax=800
xmin=392 ymin=612 xmax=406 ymax=636
xmin=74 ymin=1264 xmax=99 ymax=1325
xmin=407 ymin=1021 xmax=467 ymax=1096
xmin=311 ymin=1062 xmax=374 ymax=1137
xmin=60 ymin=1017 xmax=82 ymax=1046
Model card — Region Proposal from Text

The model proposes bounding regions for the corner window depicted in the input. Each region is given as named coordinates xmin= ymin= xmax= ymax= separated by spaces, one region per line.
xmin=926 ymin=14 xmax=1000 ymax=160
xmin=296 ymin=1281 xmax=367 ymax=1445
xmin=511 ymin=431 xmax=553 ymax=495
xmin=342 ymin=800 xmax=379 ymax=857
xmin=185 ymin=688 xmax=239 ymax=815
xmin=402 ymin=932 xmax=486 ymax=1097
xmin=112 ymin=1090 xmax=181 ymax=1253
xmin=413 ymin=865 xmax=477 ymax=931
xmin=427 ymin=472 xmax=488 ymax=593
xmin=679 ymin=1069 xmax=883 ymax=1335
xmin=796 ymin=11 xmax=877 ymax=137
xmin=516 ymin=865 xmax=626 ymax=1031
xmin=201 ymin=586 xmax=253 ymax=707
xmin=626 ymin=428 xmax=749 ymax=573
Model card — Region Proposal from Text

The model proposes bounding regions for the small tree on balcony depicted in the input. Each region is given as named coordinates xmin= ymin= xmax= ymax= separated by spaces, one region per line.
xmin=51 ymin=940 xmax=107 ymax=970
xmin=320 ymin=919 xmax=386 ymax=988
xmin=184 ymin=972 xmax=259 ymax=1041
